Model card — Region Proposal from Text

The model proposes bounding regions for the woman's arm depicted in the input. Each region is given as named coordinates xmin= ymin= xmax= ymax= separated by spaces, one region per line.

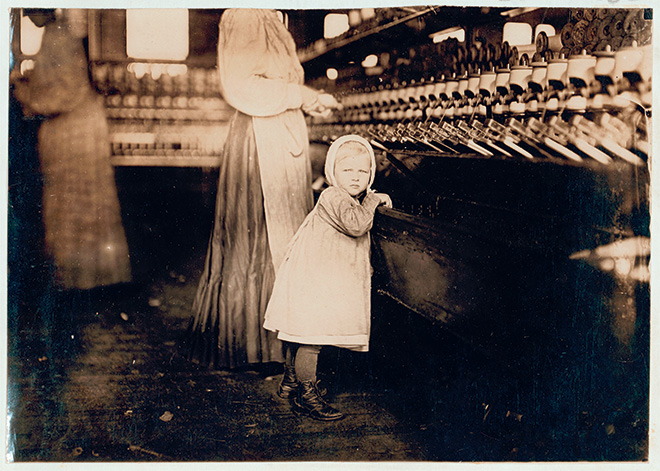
xmin=217 ymin=9 xmax=307 ymax=117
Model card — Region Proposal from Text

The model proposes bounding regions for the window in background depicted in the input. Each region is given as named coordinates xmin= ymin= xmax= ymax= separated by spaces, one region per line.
xmin=276 ymin=10 xmax=289 ymax=28
xmin=324 ymin=13 xmax=349 ymax=39
xmin=126 ymin=9 xmax=189 ymax=61
xmin=502 ymin=22 xmax=533 ymax=46
xmin=20 ymin=12 xmax=45 ymax=55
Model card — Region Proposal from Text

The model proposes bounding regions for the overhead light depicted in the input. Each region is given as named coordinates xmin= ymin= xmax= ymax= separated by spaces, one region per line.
xmin=361 ymin=54 xmax=378 ymax=68
xmin=348 ymin=10 xmax=362 ymax=27
xmin=361 ymin=8 xmax=376 ymax=21
xmin=501 ymin=7 xmax=539 ymax=18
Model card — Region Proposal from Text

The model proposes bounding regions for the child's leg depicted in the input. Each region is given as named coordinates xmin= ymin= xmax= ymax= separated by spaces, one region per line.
xmin=294 ymin=345 xmax=343 ymax=421
xmin=278 ymin=341 xmax=299 ymax=399
xmin=294 ymin=344 xmax=320 ymax=382
xmin=284 ymin=341 xmax=298 ymax=369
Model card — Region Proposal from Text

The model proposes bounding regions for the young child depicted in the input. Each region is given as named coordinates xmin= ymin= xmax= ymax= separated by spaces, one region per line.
xmin=264 ymin=134 xmax=392 ymax=421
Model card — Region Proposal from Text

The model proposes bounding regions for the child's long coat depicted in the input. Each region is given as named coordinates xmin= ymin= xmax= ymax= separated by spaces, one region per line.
xmin=263 ymin=186 xmax=382 ymax=351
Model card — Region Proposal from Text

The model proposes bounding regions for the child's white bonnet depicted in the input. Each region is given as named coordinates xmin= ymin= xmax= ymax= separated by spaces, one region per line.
xmin=324 ymin=135 xmax=377 ymax=188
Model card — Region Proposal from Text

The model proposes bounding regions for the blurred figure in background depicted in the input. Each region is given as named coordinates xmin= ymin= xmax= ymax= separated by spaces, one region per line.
xmin=184 ymin=9 xmax=340 ymax=369
xmin=10 ymin=9 xmax=132 ymax=353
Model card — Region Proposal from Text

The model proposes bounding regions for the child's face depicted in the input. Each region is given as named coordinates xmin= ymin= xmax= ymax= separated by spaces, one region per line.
xmin=334 ymin=153 xmax=371 ymax=197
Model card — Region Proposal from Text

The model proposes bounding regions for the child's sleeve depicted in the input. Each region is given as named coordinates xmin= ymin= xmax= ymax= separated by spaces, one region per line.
xmin=319 ymin=188 xmax=382 ymax=237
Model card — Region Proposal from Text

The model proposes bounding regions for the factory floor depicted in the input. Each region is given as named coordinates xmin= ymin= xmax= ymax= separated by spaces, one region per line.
xmin=5 ymin=245 xmax=517 ymax=463
xmin=6 ymin=167 xmax=649 ymax=464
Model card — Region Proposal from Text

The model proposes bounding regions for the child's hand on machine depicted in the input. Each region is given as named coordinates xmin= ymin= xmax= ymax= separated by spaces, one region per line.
xmin=375 ymin=193 xmax=393 ymax=208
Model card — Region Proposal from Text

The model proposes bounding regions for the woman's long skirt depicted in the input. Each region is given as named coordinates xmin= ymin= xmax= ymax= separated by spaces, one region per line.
xmin=185 ymin=112 xmax=284 ymax=369
xmin=38 ymin=95 xmax=132 ymax=290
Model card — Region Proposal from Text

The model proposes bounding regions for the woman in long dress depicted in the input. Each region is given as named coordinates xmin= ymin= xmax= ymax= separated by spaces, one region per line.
xmin=10 ymin=9 xmax=132 ymax=356
xmin=184 ymin=9 xmax=338 ymax=369
xmin=10 ymin=9 xmax=132 ymax=292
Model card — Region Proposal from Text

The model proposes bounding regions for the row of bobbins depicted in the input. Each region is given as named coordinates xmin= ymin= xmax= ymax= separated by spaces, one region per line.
xmin=558 ymin=8 xmax=651 ymax=56
xmin=336 ymin=38 xmax=651 ymax=116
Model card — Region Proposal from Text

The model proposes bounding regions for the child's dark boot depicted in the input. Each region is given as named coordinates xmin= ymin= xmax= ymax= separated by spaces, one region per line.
xmin=278 ymin=365 xmax=299 ymax=399
xmin=294 ymin=381 xmax=343 ymax=421
xmin=278 ymin=366 xmax=326 ymax=399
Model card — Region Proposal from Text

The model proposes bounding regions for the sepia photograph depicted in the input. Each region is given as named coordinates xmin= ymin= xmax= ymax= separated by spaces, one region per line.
xmin=4 ymin=1 xmax=655 ymax=467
